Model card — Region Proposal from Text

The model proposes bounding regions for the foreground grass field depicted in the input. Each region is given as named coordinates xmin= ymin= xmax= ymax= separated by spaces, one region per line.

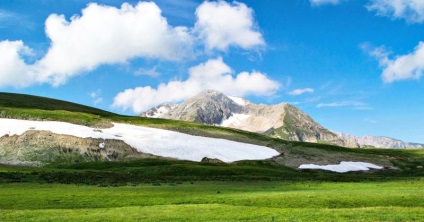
xmin=1 ymin=158 xmax=424 ymax=221
xmin=1 ymin=180 xmax=423 ymax=221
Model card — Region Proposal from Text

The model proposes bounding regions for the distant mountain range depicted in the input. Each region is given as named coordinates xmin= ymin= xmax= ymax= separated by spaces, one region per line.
xmin=141 ymin=90 xmax=423 ymax=149
xmin=335 ymin=132 xmax=424 ymax=149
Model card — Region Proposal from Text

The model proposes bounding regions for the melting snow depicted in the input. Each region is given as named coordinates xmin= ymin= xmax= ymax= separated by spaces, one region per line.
xmin=228 ymin=96 xmax=249 ymax=106
xmin=0 ymin=118 xmax=279 ymax=163
xmin=146 ymin=106 xmax=173 ymax=118
xmin=221 ymin=114 xmax=250 ymax=127
xmin=298 ymin=161 xmax=383 ymax=173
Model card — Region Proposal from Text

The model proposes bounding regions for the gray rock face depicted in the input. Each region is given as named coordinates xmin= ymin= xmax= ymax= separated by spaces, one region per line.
xmin=141 ymin=90 xmax=344 ymax=146
xmin=0 ymin=130 xmax=161 ymax=166
xmin=162 ymin=90 xmax=244 ymax=125
xmin=336 ymin=132 xmax=424 ymax=149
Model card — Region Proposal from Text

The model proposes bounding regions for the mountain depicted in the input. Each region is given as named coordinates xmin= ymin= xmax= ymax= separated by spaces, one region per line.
xmin=141 ymin=90 xmax=345 ymax=146
xmin=336 ymin=132 xmax=424 ymax=149
xmin=141 ymin=90 xmax=423 ymax=149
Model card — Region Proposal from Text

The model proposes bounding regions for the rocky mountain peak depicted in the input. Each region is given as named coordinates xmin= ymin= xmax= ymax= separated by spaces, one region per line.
xmin=158 ymin=90 xmax=244 ymax=125
xmin=140 ymin=90 xmax=422 ymax=149
xmin=141 ymin=90 xmax=343 ymax=146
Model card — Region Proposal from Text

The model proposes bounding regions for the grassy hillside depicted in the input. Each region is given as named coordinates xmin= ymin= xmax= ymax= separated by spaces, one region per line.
xmin=1 ymin=92 xmax=424 ymax=221
xmin=0 ymin=92 xmax=115 ymax=116
xmin=1 ymin=92 xmax=423 ymax=171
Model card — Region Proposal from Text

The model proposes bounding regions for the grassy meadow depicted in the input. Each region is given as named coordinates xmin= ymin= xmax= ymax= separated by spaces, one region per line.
xmin=1 ymin=179 xmax=423 ymax=221
xmin=1 ymin=157 xmax=424 ymax=221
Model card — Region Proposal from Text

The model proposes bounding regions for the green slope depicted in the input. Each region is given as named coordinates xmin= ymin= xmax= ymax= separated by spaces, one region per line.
xmin=0 ymin=92 xmax=115 ymax=116
xmin=0 ymin=92 xmax=423 ymax=179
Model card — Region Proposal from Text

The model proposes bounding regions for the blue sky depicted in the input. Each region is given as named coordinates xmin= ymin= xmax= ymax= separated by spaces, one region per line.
xmin=1 ymin=0 xmax=423 ymax=143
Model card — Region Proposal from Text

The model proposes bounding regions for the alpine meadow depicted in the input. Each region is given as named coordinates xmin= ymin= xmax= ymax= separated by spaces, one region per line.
xmin=1 ymin=0 xmax=424 ymax=221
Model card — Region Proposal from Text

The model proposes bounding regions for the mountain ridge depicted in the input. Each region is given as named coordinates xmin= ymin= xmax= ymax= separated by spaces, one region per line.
xmin=141 ymin=90 xmax=345 ymax=146
xmin=336 ymin=132 xmax=424 ymax=149
xmin=141 ymin=90 xmax=423 ymax=149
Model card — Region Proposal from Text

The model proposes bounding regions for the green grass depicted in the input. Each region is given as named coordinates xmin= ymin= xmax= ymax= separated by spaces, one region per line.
xmin=0 ymin=92 xmax=114 ymax=117
xmin=0 ymin=180 xmax=423 ymax=221
xmin=1 ymin=158 xmax=423 ymax=221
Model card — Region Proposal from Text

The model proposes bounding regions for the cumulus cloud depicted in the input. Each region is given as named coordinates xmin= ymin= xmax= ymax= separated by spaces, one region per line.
xmin=0 ymin=1 xmax=268 ymax=88
xmin=366 ymin=0 xmax=424 ymax=23
xmin=0 ymin=40 xmax=35 ymax=88
xmin=289 ymin=88 xmax=314 ymax=96
xmin=310 ymin=0 xmax=342 ymax=6
xmin=112 ymin=57 xmax=280 ymax=113
xmin=366 ymin=42 xmax=424 ymax=83
xmin=0 ymin=2 xmax=193 ymax=87
xmin=36 ymin=2 xmax=193 ymax=86
xmin=194 ymin=0 xmax=264 ymax=51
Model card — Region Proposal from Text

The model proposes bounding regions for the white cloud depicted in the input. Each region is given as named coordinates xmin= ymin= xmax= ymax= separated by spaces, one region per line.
xmin=0 ymin=40 xmax=35 ymax=88
xmin=289 ymin=88 xmax=314 ymax=96
xmin=112 ymin=57 xmax=280 ymax=113
xmin=310 ymin=0 xmax=341 ymax=6
xmin=194 ymin=0 xmax=264 ymax=51
xmin=35 ymin=2 xmax=193 ymax=86
xmin=367 ymin=0 xmax=424 ymax=23
xmin=0 ymin=2 xmax=193 ymax=88
xmin=368 ymin=42 xmax=424 ymax=83
xmin=316 ymin=101 xmax=372 ymax=110
xmin=0 ymin=1 xmax=267 ymax=88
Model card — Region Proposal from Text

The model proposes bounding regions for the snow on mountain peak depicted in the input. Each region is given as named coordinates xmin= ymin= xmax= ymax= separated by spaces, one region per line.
xmin=142 ymin=104 xmax=178 ymax=118
xmin=228 ymin=96 xmax=250 ymax=106
xmin=221 ymin=113 xmax=250 ymax=127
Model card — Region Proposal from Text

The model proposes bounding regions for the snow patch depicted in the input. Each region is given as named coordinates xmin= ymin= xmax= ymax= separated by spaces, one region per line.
xmin=146 ymin=106 xmax=174 ymax=118
xmin=228 ymin=96 xmax=249 ymax=106
xmin=221 ymin=113 xmax=250 ymax=127
xmin=298 ymin=161 xmax=383 ymax=173
xmin=0 ymin=118 xmax=279 ymax=163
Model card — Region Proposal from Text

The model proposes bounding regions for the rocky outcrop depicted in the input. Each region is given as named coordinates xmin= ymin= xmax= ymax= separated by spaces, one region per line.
xmin=267 ymin=104 xmax=345 ymax=146
xmin=0 ymin=130 xmax=163 ymax=166
xmin=201 ymin=157 xmax=224 ymax=163
xmin=159 ymin=90 xmax=243 ymax=124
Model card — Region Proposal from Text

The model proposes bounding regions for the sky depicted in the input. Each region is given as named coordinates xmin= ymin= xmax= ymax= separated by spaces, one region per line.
xmin=0 ymin=0 xmax=423 ymax=143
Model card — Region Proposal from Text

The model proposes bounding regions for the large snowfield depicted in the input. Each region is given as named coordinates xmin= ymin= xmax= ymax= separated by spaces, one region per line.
xmin=298 ymin=161 xmax=383 ymax=173
xmin=0 ymin=118 xmax=279 ymax=163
